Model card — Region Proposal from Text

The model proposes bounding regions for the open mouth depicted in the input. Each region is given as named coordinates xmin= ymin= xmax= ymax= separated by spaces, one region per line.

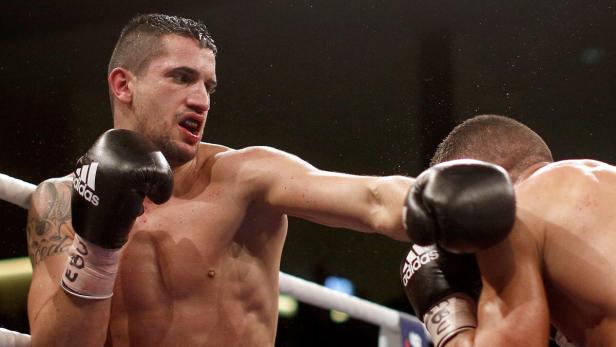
xmin=180 ymin=119 xmax=200 ymax=135
xmin=179 ymin=114 xmax=203 ymax=136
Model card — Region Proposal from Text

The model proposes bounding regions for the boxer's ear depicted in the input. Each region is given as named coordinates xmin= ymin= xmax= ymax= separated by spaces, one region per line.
xmin=108 ymin=68 xmax=134 ymax=104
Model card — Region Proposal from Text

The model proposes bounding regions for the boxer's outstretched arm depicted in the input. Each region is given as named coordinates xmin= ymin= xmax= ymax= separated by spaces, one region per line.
xmin=27 ymin=178 xmax=111 ymax=347
xmin=233 ymin=146 xmax=413 ymax=241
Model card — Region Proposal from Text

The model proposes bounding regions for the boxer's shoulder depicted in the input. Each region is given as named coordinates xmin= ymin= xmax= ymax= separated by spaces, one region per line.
xmin=206 ymin=144 xmax=296 ymax=175
xmin=519 ymin=160 xmax=613 ymax=194
xmin=30 ymin=176 xmax=73 ymax=211
xmin=204 ymin=145 xmax=308 ymax=196
xmin=514 ymin=160 xmax=615 ymax=228
xmin=27 ymin=176 xmax=75 ymax=267
xmin=214 ymin=145 xmax=288 ymax=160
xmin=193 ymin=143 xmax=281 ymax=184
xmin=40 ymin=175 xmax=73 ymax=188
xmin=531 ymin=159 xmax=611 ymax=177
xmin=188 ymin=142 xmax=233 ymax=176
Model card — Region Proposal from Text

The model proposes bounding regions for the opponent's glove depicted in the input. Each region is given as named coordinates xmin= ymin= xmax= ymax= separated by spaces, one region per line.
xmin=404 ymin=159 xmax=516 ymax=253
xmin=400 ymin=244 xmax=481 ymax=347
xmin=62 ymin=129 xmax=173 ymax=299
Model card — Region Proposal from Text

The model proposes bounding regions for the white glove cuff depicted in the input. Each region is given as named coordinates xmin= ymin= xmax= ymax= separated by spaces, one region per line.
xmin=60 ymin=233 xmax=122 ymax=300
xmin=423 ymin=294 xmax=477 ymax=347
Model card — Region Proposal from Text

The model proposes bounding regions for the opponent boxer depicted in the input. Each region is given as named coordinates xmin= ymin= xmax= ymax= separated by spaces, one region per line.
xmin=24 ymin=14 xmax=513 ymax=346
xmin=402 ymin=114 xmax=616 ymax=346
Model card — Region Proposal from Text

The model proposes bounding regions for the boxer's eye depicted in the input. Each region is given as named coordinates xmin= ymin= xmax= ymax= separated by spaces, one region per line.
xmin=171 ymin=73 xmax=192 ymax=84
xmin=167 ymin=68 xmax=198 ymax=85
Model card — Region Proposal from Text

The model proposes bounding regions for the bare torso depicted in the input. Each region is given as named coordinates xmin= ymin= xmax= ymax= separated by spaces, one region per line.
xmin=516 ymin=159 xmax=616 ymax=346
xmin=106 ymin=143 xmax=288 ymax=346
xmin=27 ymin=140 xmax=410 ymax=347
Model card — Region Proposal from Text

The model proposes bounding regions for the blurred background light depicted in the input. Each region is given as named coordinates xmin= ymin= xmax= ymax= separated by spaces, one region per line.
xmin=278 ymin=294 xmax=299 ymax=318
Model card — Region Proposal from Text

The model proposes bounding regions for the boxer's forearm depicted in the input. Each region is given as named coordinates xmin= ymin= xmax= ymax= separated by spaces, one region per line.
xmin=287 ymin=174 xmax=412 ymax=240
xmin=366 ymin=175 xmax=413 ymax=241
xmin=27 ymin=181 xmax=111 ymax=346
xmin=31 ymin=291 xmax=111 ymax=347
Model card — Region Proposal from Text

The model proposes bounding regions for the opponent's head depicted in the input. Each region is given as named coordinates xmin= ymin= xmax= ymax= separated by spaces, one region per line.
xmin=431 ymin=115 xmax=553 ymax=182
xmin=108 ymin=13 xmax=218 ymax=167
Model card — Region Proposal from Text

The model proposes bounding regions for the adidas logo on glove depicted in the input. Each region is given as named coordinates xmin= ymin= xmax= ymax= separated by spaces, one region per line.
xmin=401 ymin=244 xmax=438 ymax=286
xmin=73 ymin=162 xmax=100 ymax=206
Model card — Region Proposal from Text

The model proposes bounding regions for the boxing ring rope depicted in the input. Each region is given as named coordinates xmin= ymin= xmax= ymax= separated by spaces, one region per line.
xmin=0 ymin=174 xmax=35 ymax=210
xmin=0 ymin=172 xmax=429 ymax=347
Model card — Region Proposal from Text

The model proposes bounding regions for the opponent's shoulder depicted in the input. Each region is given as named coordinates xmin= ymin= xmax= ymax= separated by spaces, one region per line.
xmin=514 ymin=160 xmax=612 ymax=229
xmin=518 ymin=159 xmax=612 ymax=194
xmin=537 ymin=159 xmax=611 ymax=176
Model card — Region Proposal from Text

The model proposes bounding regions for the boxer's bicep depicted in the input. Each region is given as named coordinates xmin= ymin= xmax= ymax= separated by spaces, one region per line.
xmin=27 ymin=179 xmax=75 ymax=324
xmin=473 ymin=220 xmax=550 ymax=346
xmin=271 ymin=171 xmax=382 ymax=230
xmin=27 ymin=179 xmax=74 ymax=267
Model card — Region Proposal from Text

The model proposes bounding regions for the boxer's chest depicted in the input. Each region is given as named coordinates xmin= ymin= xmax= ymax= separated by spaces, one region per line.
xmin=134 ymin=184 xmax=247 ymax=240
xmin=116 ymin=193 xmax=248 ymax=303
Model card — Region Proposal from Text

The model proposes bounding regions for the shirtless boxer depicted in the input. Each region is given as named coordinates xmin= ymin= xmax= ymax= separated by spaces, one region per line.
xmin=25 ymin=14 xmax=515 ymax=346
xmin=401 ymin=114 xmax=616 ymax=346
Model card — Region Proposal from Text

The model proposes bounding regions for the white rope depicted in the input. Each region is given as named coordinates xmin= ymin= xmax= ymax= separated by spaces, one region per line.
xmin=279 ymin=272 xmax=406 ymax=330
xmin=0 ymin=171 xmax=427 ymax=346
xmin=0 ymin=328 xmax=30 ymax=347
xmin=0 ymin=173 xmax=35 ymax=345
xmin=0 ymin=174 xmax=37 ymax=209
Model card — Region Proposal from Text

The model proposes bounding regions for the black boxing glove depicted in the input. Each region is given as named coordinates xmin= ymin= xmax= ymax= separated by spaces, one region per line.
xmin=404 ymin=159 xmax=516 ymax=253
xmin=70 ymin=129 xmax=173 ymax=248
xmin=400 ymin=244 xmax=481 ymax=347
xmin=62 ymin=129 xmax=173 ymax=299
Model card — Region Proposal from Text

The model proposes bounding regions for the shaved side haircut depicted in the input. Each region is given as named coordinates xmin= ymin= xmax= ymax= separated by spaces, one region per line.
xmin=108 ymin=13 xmax=217 ymax=76
xmin=432 ymin=115 xmax=553 ymax=181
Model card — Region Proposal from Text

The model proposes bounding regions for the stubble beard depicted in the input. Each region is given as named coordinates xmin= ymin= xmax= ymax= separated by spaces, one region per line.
xmin=134 ymin=118 xmax=195 ymax=168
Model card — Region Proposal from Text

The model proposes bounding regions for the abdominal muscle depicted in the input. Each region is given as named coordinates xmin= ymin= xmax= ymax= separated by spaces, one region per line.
xmin=104 ymin=198 xmax=287 ymax=346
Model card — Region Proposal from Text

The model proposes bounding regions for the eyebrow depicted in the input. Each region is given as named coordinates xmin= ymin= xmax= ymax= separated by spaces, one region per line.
xmin=165 ymin=66 xmax=199 ymax=78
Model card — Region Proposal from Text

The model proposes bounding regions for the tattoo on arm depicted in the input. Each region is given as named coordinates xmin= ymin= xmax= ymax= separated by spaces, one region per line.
xmin=27 ymin=181 xmax=74 ymax=266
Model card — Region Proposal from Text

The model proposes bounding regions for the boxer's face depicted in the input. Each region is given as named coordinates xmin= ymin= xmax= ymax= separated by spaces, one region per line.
xmin=130 ymin=34 xmax=217 ymax=167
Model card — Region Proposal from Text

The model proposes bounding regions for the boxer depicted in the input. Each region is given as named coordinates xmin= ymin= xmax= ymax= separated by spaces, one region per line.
xmin=402 ymin=115 xmax=615 ymax=347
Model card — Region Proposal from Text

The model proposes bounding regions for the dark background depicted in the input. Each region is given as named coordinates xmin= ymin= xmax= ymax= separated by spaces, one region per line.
xmin=1 ymin=1 xmax=614 ymax=345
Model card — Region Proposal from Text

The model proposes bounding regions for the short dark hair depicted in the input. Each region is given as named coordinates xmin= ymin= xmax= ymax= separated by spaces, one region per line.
xmin=431 ymin=115 xmax=553 ymax=181
xmin=108 ymin=13 xmax=217 ymax=76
